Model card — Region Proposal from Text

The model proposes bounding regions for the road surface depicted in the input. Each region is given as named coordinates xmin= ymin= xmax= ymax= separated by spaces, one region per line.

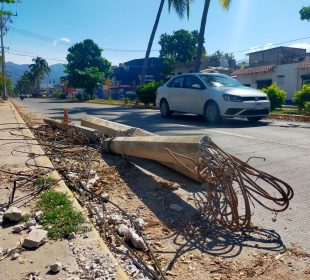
xmin=14 ymin=98 xmax=310 ymax=251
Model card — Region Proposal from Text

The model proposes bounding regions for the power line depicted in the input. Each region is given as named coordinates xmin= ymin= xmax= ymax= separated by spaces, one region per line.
xmin=9 ymin=27 xmax=160 ymax=52
xmin=6 ymin=50 xmax=67 ymax=63
xmin=230 ymin=36 xmax=310 ymax=55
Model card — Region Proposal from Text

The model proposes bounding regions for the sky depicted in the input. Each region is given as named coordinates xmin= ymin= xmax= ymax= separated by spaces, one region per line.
xmin=4 ymin=0 xmax=310 ymax=66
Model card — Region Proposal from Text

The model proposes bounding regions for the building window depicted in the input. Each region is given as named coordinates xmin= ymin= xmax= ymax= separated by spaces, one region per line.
xmin=301 ymin=74 xmax=310 ymax=86
xmin=256 ymin=79 xmax=272 ymax=89
xmin=243 ymin=84 xmax=251 ymax=87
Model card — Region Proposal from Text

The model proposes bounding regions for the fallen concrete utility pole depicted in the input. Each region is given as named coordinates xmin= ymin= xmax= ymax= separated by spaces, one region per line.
xmin=81 ymin=116 xmax=201 ymax=181
xmin=102 ymin=135 xmax=202 ymax=180
xmin=80 ymin=116 xmax=293 ymax=231
xmin=44 ymin=114 xmax=294 ymax=231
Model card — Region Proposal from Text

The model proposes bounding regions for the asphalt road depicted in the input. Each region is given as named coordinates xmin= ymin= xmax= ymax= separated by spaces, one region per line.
xmin=14 ymin=98 xmax=310 ymax=251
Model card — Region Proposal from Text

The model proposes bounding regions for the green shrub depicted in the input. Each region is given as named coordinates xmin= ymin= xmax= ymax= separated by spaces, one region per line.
xmin=123 ymin=97 xmax=129 ymax=104
xmin=54 ymin=92 xmax=66 ymax=99
xmin=303 ymin=101 xmax=310 ymax=115
xmin=293 ymin=84 xmax=310 ymax=111
xmin=136 ymin=81 xmax=163 ymax=105
xmin=261 ymin=83 xmax=286 ymax=110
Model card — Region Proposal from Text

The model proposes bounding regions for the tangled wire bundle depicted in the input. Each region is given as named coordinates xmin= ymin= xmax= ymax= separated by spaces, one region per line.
xmin=196 ymin=136 xmax=294 ymax=231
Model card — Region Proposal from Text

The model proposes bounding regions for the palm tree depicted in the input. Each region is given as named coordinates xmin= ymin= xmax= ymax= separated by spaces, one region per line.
xmin=194 ymin=0 xmax=231 ymax=72
xmin=141 ymin=0 xmax=192 ymax=85
xmin=29 ymin=57 xmax=50 ymax=93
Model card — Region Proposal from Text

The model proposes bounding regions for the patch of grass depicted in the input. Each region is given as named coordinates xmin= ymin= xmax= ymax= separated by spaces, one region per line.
xmin=37 ymin=191 xmax=88 ymax=239
xmin=271 ymin=108 xmax=300 ymax=115
xmin=88 ymin=99 xmax=125 ymax=105
xmin=34 ymin=176 xmax=57 ymax=189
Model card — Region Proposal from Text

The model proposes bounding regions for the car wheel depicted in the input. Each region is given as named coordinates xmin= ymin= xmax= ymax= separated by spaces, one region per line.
xmin=160 ymin=100 xmax=172 ymax=118
xmin=205 ymin=102 xmax=221 ymax=124
xmin=247 ymin=117 xmax=263 ymax=123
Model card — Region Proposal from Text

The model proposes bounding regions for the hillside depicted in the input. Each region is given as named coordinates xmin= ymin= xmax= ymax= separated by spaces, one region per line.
xmin=6 ymin=62 xmax=65 ymax=84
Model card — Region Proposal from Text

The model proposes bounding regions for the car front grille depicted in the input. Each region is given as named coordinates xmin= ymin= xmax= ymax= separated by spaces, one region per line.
xmin=240 ymin=109 xmax=270 ymax=115
xmin=242 ymin=96 xmax=268 ymax=101
xmin=225 ymin=108 xmax=243 ymax=115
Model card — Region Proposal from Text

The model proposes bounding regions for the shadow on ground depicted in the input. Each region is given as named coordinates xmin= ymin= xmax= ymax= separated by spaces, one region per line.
xmin=103 ymin=153 xmax=285 ymax=271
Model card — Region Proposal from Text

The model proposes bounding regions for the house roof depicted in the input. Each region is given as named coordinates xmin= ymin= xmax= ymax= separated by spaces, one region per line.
xmin=297 ymin=59 xmax=310 ymax=69
xmin=232 ymin=64 xmax=275 ymax=76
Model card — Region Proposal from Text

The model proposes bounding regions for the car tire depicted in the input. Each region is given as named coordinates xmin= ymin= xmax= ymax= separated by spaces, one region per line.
xmin=247 ymin=117 xmax=263 ymax=123
xmin=205 ymin=102 xmax=221 ymax=124
xmin=160 ymin=100 xmax=172 ymax=118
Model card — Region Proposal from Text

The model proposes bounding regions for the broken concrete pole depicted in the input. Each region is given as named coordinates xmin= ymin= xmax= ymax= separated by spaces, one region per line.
xmin=43 ymin=118 xmax=98 ymax=142
xmin=23 ymin=229 xmax=48 ymax=249
xmin=80 ymin=116 xmax=202 ymax=181
xmin=81 ymin=116 xmax=153 ymax=138
xmin=3 ymin=207 xmax=23 ymax=222
xmin=102 ymin=135 xmax=202 ymax=181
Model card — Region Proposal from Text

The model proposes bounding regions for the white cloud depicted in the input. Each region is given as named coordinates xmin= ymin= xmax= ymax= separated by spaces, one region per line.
xmin=53 ymin=37 xmax=71 ymax=46
xmin=289 ymin=43 xmax=310 ymax=52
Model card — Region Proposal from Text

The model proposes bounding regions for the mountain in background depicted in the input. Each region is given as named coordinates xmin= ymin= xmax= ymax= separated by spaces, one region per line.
xmin=6 ymin=62 xmax=65 ymax=84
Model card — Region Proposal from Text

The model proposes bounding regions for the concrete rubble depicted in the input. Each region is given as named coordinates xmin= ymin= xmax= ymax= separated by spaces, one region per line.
xmin=169 ymin=203 xmax=184 ymax=212
xmin=50 ymin=262 xmax=62 ymax=273
xmin=3 ymin=206 xmax=23 ymax=222
xmin=23 ymin=229 xmax=48 ymax=249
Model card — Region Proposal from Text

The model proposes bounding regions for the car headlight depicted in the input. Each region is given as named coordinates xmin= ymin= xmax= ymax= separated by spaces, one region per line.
xmin=223 ymin=94 xmax=243 ymax=102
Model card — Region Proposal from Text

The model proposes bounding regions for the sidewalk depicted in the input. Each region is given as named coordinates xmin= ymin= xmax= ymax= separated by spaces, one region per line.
xmin=0 ymin=101 xmax=128 ymax=280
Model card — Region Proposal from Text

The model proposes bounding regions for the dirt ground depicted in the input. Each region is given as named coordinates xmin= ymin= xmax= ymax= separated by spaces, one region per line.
xmin=7 ymin=102 xmax=310 ymax=280
xmin=31 ymin=124 xmax=310 ymax=280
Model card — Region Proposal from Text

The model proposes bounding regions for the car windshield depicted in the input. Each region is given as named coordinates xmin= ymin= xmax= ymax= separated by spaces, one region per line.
xmin=199 ymin=74 xmax=243 ymax=87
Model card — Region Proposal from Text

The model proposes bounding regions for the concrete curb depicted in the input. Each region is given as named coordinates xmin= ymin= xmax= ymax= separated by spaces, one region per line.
xmin=9 ymin=101 xmax=130 ymax=280
xmin=270 ymin=113 xmax=310 ymax=122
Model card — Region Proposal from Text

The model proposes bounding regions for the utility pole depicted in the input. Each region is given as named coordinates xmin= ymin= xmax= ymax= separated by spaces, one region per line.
xmin=0 ymin=15 xmax=7 ymax=100
xmin=0 ymin=1 xmax=16 ymax=100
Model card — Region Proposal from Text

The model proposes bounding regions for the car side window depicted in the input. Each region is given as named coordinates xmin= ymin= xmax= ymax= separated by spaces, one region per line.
xmin=183 ymin=75 xmax=204 ymax=89
xmin=167 ymin=76 xmax=185 ymax=88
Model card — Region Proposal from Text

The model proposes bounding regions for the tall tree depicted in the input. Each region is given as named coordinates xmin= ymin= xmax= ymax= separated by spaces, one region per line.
xmin=29 ymin=57 xmax=50 ymax=92
xmin=64 ymin=39 xmax=112 ymax=99
xmin=159 ymin=29 xmax=203 ymax=63
xmin=15 ymin=71 xmax=34 ymax=96
xmin=141 ymin=0 xmax=192 ymax=85
xmin=299 ymin=6 xmax=310 ymax=21
xmin=194 ymin=0 xmax=231 ymax=72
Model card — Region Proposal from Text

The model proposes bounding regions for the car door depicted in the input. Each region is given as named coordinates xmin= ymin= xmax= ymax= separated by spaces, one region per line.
xmin=166 ymin=75 xmax=186 ymax=112
xmin=180 ymin=75 xmax=206 ymax=114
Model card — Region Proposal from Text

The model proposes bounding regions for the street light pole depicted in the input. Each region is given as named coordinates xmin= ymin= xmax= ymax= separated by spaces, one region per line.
xmin=0 ymin=14 xmax=7 ymax=100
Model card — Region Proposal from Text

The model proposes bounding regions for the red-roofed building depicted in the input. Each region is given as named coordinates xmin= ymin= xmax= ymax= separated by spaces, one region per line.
xmin=232 ymin=47 xmax=310 ymax=101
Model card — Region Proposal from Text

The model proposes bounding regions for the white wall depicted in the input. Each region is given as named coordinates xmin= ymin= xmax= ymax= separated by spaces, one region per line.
xmin=235 ymin=63 xmax=303 ymax=100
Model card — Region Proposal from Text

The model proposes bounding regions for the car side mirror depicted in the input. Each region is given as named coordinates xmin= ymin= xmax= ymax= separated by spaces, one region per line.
xmin=192 ymin=84 xmax=201 ymax=89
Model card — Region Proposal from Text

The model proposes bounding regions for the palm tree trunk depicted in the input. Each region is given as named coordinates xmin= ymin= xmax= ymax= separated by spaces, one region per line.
xmin=141 ymin=0 xmax=165 ymax=85
xmin=194 ymin=0 xmax=211 ymax=72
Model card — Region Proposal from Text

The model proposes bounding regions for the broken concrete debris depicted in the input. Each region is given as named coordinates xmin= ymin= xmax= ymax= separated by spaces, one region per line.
xmin=68 ymin=232 xmax=76 ymax=240
xmin=50 ymin=262 xmax=62 ymax=273
xmin=12 ymin=224 xmax=24 ymax=233
xmin=10 ymin=252 xmax=20 ymax=260
xmin=3 ymin=206 xmax=23 ymax=222
xmin=23 ymin=229 xmax=48 ymax=249
xmin=25 ymin=218 xmax=37 ymax=229
xmin=124 ymin=228 xmax=146 ymax=251
xmin=32 ymin=211 xmax=43 ymax=222
xmin=169 ymin=203 xmax=184 ymax=212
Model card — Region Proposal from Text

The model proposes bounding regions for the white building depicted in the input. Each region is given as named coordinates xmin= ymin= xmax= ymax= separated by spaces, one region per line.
xmin=232 ymin=47 xmax=310 ymax=102
xmin=232 ymin=59 xmax=310 ymax=101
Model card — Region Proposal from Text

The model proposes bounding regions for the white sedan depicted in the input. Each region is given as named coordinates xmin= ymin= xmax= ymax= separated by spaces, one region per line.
xmin=156 ymin=73 xmax=270 ymax=123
